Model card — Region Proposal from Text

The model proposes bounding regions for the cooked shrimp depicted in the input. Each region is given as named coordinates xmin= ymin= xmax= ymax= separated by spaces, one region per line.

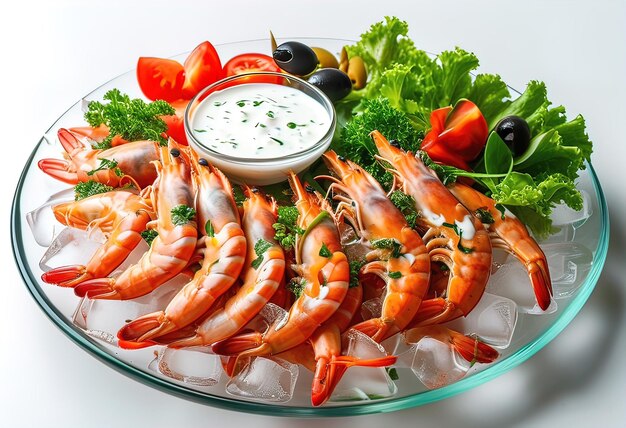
xmin=117 ymin=152 xmax=247 ymax=345
xmin=161 ymin=188 xmax=285 ymax=349
xmin=319 ymin=150 xmax=431 ymax=342
xmin=212 ymin=172 xmax=350 ymax=375
xmin=74 ymin=140 xmax=197 ymax=299
xmin=371 ymin=130 xmax=492 ymax=326
xmin=448 ymin=182 xmax=553 ymax=310
xmin=41 ymin=190 xmax=153 ymax=287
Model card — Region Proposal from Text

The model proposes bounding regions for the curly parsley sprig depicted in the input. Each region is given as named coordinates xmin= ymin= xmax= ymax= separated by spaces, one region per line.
xmin=84 ymin=89 xmax=175 ymax=149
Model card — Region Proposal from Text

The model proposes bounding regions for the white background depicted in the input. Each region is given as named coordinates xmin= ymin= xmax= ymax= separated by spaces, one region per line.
xmin=1 ymin=1 xmax=625 ymax=426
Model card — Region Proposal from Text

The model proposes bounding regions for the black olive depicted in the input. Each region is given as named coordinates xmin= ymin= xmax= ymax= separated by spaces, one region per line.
xmin=307 ymin=68 xmax=352 ymax=102
xmin=170 ymin=148 xmax=180 ymax=157
xmin=495 ymin=116 xmax=531 ymax=156
xmin=198 ymin=158 xmax=209 ymax=166
xmin=272 ymin=41 xmax=318 ymax=76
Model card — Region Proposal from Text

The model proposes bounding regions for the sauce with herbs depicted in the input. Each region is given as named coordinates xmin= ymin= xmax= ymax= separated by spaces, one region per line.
xmin=191 ymin=83 xmax=330 ymax=159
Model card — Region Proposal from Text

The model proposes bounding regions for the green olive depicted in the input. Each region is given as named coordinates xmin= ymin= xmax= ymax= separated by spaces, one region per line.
xmin=347 ymin=56 xmax=367 ymax=89
xmin=339 ymin=46 xmax=349 ymax=73
xmin=311 ymin=47 xmax=339 ymax=69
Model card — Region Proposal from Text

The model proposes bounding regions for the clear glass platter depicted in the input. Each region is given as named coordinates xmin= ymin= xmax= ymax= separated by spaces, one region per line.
xmin=10 ymin=38 xmax=610 ymax=417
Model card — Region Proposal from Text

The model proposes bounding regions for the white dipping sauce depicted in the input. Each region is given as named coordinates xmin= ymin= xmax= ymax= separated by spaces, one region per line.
xmin=191 ymin=83 xmax=330 ymax=159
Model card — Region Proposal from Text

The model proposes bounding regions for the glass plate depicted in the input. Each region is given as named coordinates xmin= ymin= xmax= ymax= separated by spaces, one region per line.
xmin=10 ymin=38 xmax=609 ymax=417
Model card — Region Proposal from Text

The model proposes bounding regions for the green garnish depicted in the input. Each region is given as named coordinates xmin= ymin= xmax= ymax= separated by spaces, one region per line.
xmin=475 ymin=208 xmax=495 ymax=224
xmin=251 ymin=238 xmax=273 ymax=269
xmin=319 ymin=243 xmax=332 ymax=258
xmin=236 ymin=100 xmax=246 ymax=107
xmin=442 ymin=222 xmax=474 ymax=254
xmin=494 ymin=203 xmax=506 ymax=220
xmin=349 ymin=260 xmax=365 ymax=288
xmin=87 ymin=158 xmax=122 ymax=177
xmin=288 ymin=277 xmax=306 ymax=298
xmin=140 ymin=229 xmax=158 ymax=246
xmin=272 ymin=206 xmax=304 ymax=251
xmin=269 ymin=137 xmax=284 ymax=145
xmin=287 ymin=122 xmax=297 ymax=129
xmin=371 ymin=238 xmax=403 ymax=259
xmin=194 ymin=129 xmax=207 ymax=133
xmin=386 ymin=367 xmax=399 ymax=381
xmin=253 ymin=100 xmax=265 ymax=107
xmin=171 ymin=205 xmax=196 ymax=226
xmin=213 ymin=101 xmax=226 ymax=106
xmin=74 ymin=180 xmax=114 ymax=201
xmin=84 ymin=89 xmax=175 ymax=149
xmin=205 ymin=220 xmax=215 ymax=237
xmin=266 ymin=111 xmax=275 ymax=118
xmin=388 ymin=271 xmax=402 ymax=279
xmin=389 ymin=190 xmax=419 ymax=228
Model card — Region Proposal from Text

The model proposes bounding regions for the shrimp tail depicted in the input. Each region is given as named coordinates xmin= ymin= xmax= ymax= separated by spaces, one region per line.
xmin=529 ymin=259 xmax=553 ymax=311
xmin=41 ymin=265 xmax=87 ymax=287
xmin=74 ymin=278 xmax=117 ymax=299
xmin=447 ymin=330 xmax=499 ymax=364
xmin=350 ymin=318 xmax=392 ymax=343
xmin=117 ymin=312 xmax=170 ymax=343
xmin=311 ymin=354 xmax=397 ymax=406
xmin=212 ymin=332 xmax=266 ymax=356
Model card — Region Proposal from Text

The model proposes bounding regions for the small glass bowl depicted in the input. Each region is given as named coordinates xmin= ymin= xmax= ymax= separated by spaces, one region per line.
xmin=184 ymin=71 xmax=336 ymax=185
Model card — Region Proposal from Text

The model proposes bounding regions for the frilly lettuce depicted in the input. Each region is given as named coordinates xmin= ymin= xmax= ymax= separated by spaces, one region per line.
xmin=334 ymin=16 xmax=593 ymax=238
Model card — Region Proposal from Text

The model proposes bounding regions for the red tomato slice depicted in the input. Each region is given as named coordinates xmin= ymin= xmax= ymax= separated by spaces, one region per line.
xmin=182 ymin=41 xmax=224 ymax=98
xmin=224 ymin=53 xmax=282 ymax=84
xmin=161 ymin=114 xmax=188 ymax=146
xmin=136 ymin=57 xmax=185 ymax=102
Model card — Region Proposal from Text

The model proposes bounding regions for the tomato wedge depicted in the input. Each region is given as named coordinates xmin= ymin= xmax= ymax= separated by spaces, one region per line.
xmin=136 ymin=57 xmax=185 ymax=102
xmin=182 ymin=41 xmax=224 ymax=98
xmin=161 ymin=114 xmax=188 ymax=146
xmin=224 ymin=53 xmax=282 ymax=84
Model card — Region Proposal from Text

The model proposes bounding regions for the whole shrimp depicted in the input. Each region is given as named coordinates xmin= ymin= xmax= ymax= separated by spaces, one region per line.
xmin=117 ymin=151 xmax=247 ymax=345
xmin=41 ymin=190 xmax=153 ymax=287
xmin=38 ymin=128 xmax=159 ymax=188
xmin=157 ymin=187 xmax=285 ymax=349
xmin=319 ymin=150 xmax=431 ymax=343
xmin=212 ymin=172 xmax=350 ymax=375
xmin=447 ymin=182 xmax=553 ymax=310
xmin=74 ymin=140 xmax=197 ymax=299
xmin=370 ymin=130 xmax=492 ymax=326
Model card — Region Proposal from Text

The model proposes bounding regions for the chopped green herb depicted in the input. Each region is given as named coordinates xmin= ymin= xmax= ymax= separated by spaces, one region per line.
xmin=371 ymin=238 xmax=403 ymax=259
xmin=253 ymin=100 xmax=264 ymax=107
xmin=475 ymin=208 xmax=495 ymax=224
xmin=494 ymin=203 xmax=506 ymax=220
xmin=270 ymin=137 xmax=285 ymax=145
xmin=87 ymin=158 xmax=119 ymax=176
xmin=171 ymin=204 xmax=196 ymax=226
xmin=388 ymin=271 xmax=402 ymax=279
xmin=288 ymin=277 xmax=307 ymax=298
xmin=214 ymin=101 xmax=226 ymax=106
xmin=386 ymin=367 xmax=399 ymax=381
xmin=251 ymin=238 xmax=273 ymax=269
xmin=349 ymin=260 xmax=365 ymax=288
xmin=439 ymin=262 xmax=450 ymax=272
xmin=287 ymin=122 xmax=297 ymax=129
xmin=236 ymin=100 xmax=246 ymax=107
xmin=140 ymin=229 xmax=158 ymax=246
xmin=205 ymin=220 xmax=215 ymax=237
xmin=74 ymin=180 xmax=113 ymax=201
xmin=84 ymin=89 xmax=174 ymax=149
xmin=319 ymin=242 xmax=332 ymax=258
xmin=389 ymin=190 xmax=419 ymax=228
xmin=442 ymin=222 xmax=474 ymax=254
xmin=273 ymin=205 xmax=304 ymax=251
xmin=266 ymin=111 xmax=275 ymax=118
xmin=194 ymin=129 xmax=207 ymax=133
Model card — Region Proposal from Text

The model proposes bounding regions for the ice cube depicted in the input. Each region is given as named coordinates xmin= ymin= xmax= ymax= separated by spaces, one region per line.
xmin=543 ymin=242 xmax=593 ymax=299
xmin=487 ymin=259 xmax=557 ymax=315
xmin=26 ymin=188 xmax=75 ymax=247
xmin=39 ymin=227 xmax=102 ymax=272
xmin=361 ymin=297 xmax=382 ymax=320
xmin=71 ymin=274 xmax=189 ymax=343
xmin=225 ymin=357 xmax=299 ymax=402
xmin=446 ymin=293 xmax=518 ymax=348
xmin=152 ymin=346 xmax=222 ymax=386
xmin=330 ymin=330 xmax=397 ymax=402
xmin=411 ymin=337 xmax=470 ymax=389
